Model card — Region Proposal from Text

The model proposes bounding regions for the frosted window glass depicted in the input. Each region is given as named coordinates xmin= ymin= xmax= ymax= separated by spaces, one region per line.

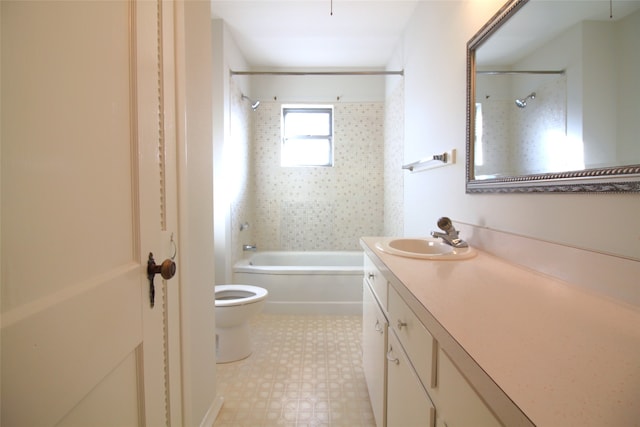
xmin=282 ymin=106 xmax=333 ymax=167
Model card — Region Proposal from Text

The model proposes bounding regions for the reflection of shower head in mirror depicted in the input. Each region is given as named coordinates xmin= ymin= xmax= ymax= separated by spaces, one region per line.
xmin=515 ymin=92 xmax=536 ymax=108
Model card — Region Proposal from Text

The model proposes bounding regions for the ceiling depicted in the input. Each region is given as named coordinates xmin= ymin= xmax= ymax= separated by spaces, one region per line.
xmin=210 ymin=0 xmax=420 ymax=69
xmin=476 ymin=0 xmax=640 ymax=65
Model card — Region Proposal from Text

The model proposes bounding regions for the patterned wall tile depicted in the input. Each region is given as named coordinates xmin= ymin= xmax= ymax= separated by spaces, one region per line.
xmin=251 ymin=102 xmax=385 ymax=251
xmin=228 ymin=84 xmax=404 ymax=257
xmin=229 ymin=79 xmax=255 ymax=262
xmin=384 ymin=80 xmax=405 ymax=237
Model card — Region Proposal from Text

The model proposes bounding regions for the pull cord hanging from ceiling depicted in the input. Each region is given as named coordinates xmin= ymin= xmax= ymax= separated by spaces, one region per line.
xmin=610 ymin=0 xmax=613 ymax=18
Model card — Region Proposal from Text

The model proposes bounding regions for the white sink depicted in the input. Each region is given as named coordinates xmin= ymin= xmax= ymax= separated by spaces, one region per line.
xmin=375 ymin=238 xmax=476 ymax=260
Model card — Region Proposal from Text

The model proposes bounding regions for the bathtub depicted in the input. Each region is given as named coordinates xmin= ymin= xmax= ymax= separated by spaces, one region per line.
xmin=233 ymin=251 xmax=364 ymax=315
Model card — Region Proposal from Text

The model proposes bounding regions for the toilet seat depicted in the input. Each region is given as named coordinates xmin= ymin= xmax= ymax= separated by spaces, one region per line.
xmin=215 ymin=284 xmax=268 ymax=307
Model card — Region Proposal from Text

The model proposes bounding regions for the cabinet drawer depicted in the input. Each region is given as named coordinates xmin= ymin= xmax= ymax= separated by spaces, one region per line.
xmin=388 ymin=286 xmax=437 ymax=389
xmin=364 ymin=255 xmax=388 ymax=310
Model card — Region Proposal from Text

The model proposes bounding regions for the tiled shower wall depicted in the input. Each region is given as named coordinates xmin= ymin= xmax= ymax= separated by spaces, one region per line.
xmin=251 ymin=102 xmax=385 ymax=251
xmin=229 ymin=79 xmax=255 ymax=264
xmin=383 ymin=80 xmax=404 ymax=237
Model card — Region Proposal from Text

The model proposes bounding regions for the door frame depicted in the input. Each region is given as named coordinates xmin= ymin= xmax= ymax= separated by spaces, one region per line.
xmin=172 ymin=0 xmax=221 ymax=425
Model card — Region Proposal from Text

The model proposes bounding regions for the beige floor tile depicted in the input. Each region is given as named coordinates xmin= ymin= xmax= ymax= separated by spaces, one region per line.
xmin=214 ymin=314 xmax=375 ymax=427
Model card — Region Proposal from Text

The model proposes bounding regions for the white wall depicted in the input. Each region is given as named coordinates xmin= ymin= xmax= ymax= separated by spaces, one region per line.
xmin=616 ymin=9 xmax=640 ymax=163
xmin=178 ymin=1 xmax=218 ymax=425
xmin=397 ymin=1 xmax=640 ymax=260
xmin=250 ymin=72 xmax=386 ymax=103
xmin=212 ymin=20 xmax=252 ymax=284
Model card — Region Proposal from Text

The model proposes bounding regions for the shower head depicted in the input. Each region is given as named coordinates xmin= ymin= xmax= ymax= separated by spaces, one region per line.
xmin=242 ymin=94 xmax=260 ymax=111
xmin=515 ymin=92 xmax=536 ymax=108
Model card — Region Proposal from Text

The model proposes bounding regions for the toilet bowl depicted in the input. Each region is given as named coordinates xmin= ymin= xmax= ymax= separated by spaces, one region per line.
xmin=214 ymin=284 xmax=268 ymax=363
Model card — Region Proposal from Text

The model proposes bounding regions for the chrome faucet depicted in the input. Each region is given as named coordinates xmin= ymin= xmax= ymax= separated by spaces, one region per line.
xmin=430 ymin=217 xmax=468 ymax=248
xmin=242 ymin=244 xmax=257 ymax=251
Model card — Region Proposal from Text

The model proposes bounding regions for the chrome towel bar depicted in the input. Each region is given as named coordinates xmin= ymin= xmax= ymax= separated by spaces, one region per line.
xmin=402 ymin=149 xmax=455 ymax=172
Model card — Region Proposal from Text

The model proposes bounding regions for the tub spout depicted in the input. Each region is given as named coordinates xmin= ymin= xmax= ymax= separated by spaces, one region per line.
xmin=243 ymin=244 xmax=257 ymax=251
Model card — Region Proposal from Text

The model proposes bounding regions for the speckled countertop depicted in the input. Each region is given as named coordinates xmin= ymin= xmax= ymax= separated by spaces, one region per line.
xmin=361 ymin=237 xmax=640 ymax=427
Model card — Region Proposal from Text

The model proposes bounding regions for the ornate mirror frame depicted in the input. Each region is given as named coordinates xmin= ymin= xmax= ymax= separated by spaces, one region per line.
xmin=466 ymin=0 xmax=640 ymax=193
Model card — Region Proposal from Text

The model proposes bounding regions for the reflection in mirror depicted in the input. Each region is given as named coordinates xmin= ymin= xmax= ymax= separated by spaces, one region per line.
xmin=475 ymin=71 xmax=570 ymax=178
xmin=466 ymin=0 xmax=640 ymax=192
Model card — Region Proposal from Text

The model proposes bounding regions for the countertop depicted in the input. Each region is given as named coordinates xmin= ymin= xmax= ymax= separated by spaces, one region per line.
xmin=361 ymin=237 xmax=640 ymax=427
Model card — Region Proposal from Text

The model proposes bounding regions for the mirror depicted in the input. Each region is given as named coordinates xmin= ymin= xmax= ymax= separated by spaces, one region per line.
xmin=466 ymin=0 xmax=640 ymax=193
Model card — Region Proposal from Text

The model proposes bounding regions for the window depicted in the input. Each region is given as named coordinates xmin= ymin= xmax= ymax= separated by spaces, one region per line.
xmin=281 ymin=106 xmax=334 ymax=167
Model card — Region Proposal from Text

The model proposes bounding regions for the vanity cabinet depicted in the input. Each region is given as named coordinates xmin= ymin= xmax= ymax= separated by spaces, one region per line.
xmin=363 ymin=253 xmax=501 ymax=427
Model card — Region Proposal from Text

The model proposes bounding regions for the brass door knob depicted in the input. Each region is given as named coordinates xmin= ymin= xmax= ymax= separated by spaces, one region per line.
xmin=158 ymin=258 xmax=176 ymax=280
xmin=147 ymin=253 xmax=176 ymax=280
xmin=147 ymin=253 xmax=177 ymax=307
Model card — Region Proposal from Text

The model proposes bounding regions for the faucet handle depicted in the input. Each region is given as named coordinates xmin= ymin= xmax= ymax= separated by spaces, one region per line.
xmin=432 ymin=217 xmax=468 ymax=248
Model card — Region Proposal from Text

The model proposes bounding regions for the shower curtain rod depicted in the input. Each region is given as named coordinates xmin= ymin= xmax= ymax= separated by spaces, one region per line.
xmin=230 ymin=70 xmax=404 ymax=76
xmin=477 ymin=70 xmax=565 ymax=75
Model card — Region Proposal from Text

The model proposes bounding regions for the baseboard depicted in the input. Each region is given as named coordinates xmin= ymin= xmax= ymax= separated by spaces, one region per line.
xmin=263 ymin=301 xmax=362 ymax=316
xmin=199 ymin=395 xmax=224 ymax=427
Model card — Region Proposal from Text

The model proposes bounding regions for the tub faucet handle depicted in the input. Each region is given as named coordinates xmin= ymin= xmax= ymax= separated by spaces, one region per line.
xmin=243 ymin=244 xmax=257 ymax=251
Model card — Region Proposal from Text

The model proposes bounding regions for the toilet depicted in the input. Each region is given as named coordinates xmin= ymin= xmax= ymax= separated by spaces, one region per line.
xmin=214 ymin=284 xmax=268 ymax=363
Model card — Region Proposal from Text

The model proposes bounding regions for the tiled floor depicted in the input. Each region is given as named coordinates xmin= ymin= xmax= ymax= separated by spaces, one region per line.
xmin=213 ymin=314 xmax=376 ymax=427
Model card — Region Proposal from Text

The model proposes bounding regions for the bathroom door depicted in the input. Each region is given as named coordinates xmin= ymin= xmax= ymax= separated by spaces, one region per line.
xmin=1 ymin=1 xmax=177 ymax=426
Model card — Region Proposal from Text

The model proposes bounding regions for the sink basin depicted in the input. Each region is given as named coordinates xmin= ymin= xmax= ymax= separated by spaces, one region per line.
xmin=375 ymin=238 xmax=476 ymax=260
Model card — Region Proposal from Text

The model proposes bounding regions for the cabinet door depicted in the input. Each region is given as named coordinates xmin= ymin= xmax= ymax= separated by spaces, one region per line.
xmin=363 ymin=281 xmax=388 ymax=427
xmin=388 ymin=286 xmax=437 ymax=389
xmin=436 ymin=349 xmax=501 ymax=427
xmin=386 ymin=330 xmax=435 ymax=427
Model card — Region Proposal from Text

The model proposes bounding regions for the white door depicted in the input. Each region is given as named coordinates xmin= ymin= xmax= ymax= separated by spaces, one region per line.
xmin=1 ymin=1 xmax=177 ymax=426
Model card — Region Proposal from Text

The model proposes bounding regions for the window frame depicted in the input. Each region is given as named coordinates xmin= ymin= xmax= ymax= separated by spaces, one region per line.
xmin=281 ymin=105 xmax=334 ymax=167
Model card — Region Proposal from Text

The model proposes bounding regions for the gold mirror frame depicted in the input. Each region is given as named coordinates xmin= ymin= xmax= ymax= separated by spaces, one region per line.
xmin=466 ymin=0 xmax=640 ymax=193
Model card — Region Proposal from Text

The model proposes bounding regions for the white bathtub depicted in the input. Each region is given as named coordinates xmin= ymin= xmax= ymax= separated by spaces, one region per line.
xmin=233 ymin=251 xmax=364 ymax=315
